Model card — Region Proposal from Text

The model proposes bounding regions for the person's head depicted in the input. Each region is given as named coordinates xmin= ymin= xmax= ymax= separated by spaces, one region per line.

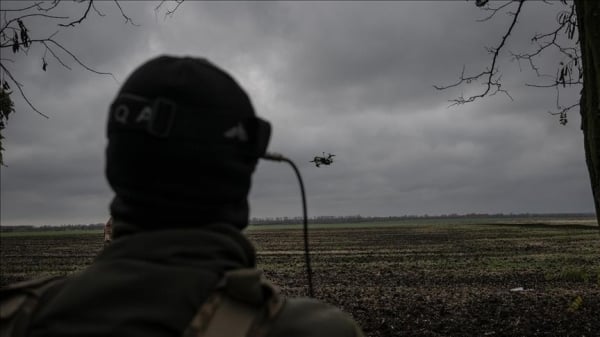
xmin=105 ymin=56 xmax=271 ymax=237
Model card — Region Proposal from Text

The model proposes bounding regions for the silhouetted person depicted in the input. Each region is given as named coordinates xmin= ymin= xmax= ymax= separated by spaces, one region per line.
xmin=1 ymin=56 xmax=363 ymax=337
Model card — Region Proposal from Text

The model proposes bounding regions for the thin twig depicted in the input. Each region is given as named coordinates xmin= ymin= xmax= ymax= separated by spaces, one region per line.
xmin=154 ymin=0 xmax=168 ymax=12
xmin=0 ymin=63 xmax=49 ymax=118
xmin=1 ymin=13 xmax=69 ymax=33
xmin=525 ymin=81 xmax=582 ymax=88
xmin=91 ymin=2 xmax=105 ymax=17
xmin=0 ymin=2 xmax=45 ymax=13
xmin=0 ymin=36 xmax=53 ymax=49
xmin=434 ymin=0 xmax=525 ymax=105
xmin=511 ymin=5 xmax=580 ymax=81
xmin=59 ymin=0 xmax=93 ymax=27
xmin=37 ymin=1 xmax=62 ymax=13
xmin=155 ymin=0 xmax=184 ymax=20
xmin=113 ymin=0 xmax=139 ymax=26
xmin=477 ymin=1 xmax=513 ymax=22
xmin=164 ymin=0 xmax=184 ymax=19
xmin=45 ymin=38 xmax=116 ymax=81
xmin=547 ymin=103 xmax=578 ymax=115
xmin=0 ymin=36 xmax=116 ymax=80
xmin=42 ymin=41 xmax=71 ymax=70
xmin=0 ymin=0 xmax=126 ymax=121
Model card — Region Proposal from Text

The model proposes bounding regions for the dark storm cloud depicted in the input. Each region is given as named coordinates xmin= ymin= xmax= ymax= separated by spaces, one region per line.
xmin=232 ymin=2 xmax=568 ymax=114
xmin=0 ymin=1 xmax=594 ymax=226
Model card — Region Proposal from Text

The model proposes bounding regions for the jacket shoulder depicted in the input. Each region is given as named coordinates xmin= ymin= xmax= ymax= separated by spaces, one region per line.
xmin=265 ymin=297 xmax=364 ymax=337
xmin=1 ymin=276 xmax=67 ymax=337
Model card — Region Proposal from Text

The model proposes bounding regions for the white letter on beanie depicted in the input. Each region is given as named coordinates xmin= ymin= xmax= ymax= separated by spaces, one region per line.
xmin=136 ymin=106 xmax=153 ymax=123
xmin=224 ymin=123 xmax=248 ymax=142
xmin=114 ymin=105 xmax=130 ymax=124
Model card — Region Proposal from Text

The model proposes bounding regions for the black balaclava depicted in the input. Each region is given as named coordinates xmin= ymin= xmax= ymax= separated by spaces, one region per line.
xmin=105 ymin=56 xmax=271 ymax=236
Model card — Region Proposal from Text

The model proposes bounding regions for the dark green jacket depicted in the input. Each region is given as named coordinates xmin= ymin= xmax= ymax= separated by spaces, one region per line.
xmin=26 ymin=224 xmax=363 ymax=337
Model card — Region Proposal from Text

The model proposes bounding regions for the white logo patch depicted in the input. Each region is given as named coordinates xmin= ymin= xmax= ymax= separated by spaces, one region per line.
xmin=224 ymin=123 xmax=248 ymax=142
xmin=136 ymin=106 xmax=153 ymax=123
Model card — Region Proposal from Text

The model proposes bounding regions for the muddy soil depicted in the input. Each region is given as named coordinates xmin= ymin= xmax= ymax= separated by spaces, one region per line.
xmin=1 ymin=223 xmax=598 ymax=337
xmin=248 ymin=225 xmax=599 ymax=337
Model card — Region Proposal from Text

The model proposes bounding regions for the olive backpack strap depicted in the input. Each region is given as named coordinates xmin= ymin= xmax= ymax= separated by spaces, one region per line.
xmin=183 ymin=269 xmax=285 ymax=337
xmin=0 ymin=276 xmax=67 ymax=337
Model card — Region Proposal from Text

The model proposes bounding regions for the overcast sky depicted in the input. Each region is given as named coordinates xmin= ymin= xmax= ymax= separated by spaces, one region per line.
xmin=0 ymin=1 xmax=594 ymax=227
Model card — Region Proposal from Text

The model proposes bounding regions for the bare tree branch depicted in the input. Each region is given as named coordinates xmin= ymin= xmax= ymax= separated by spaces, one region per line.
xmin=0 ymin=3 xmax=117 ymax=117
xmin=547 ymin=101 xmax=578 ymax=126
xmin=1 ymin=13 xmax=69 ymax=33
xmin=548 ymin=103 xmax=579 ymax=115
xmin=549 ymin=103 xmax=578 ymax=116
xmin=476 ymin=1 xmax=513 ymax=22
xmin=434 ymin=0 xmax=525 ymax=106
xmin=155 ymin=1 xmax=168 ymax=12
xmin=42 ymin=41 xmax=72 ymax=70
xmin=510 ymin=2 xmax=581 ymax=90
xmin=113 ymin=0 xmax=139 ymax=26
xmin=0 ymin=63 xmax=48 ymax=118
xmin=0 ymin=35 xmax=54 ymax=49
xmin=508 ymin=1 xmax=580 ymax=120
xmin=91 ymin=2 xmax=106 ymax=17
xmin=165 ymin=0 xmax=185 ymax=19
xmin=155 ymin=0 xmax=184 ymax=20
xmin=513 ymin=7 xmax=578 ymax=61
xmin=0 ymin=2 xmax=45 ymax=13
xmin=36 ymin=1 xmax=62 ymax=13
xmin=45 ymin=38 xmax=117 ymax=81
xmin=0 ymin=0 xmax=173 ymax=125
xmin=58 ymin=0 xmax=93 ymax=27
xmin=0 ymin=0 xmax=138 ymax=163
xmin=525 ymin=81 xmax=582 ymax=88
xmin=436 ymin=0 xmax=583 ymax=126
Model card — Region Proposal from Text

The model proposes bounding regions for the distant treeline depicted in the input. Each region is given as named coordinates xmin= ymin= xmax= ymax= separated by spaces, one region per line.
xmin=0 ymin=223 xmax=104 ymax=233
xmin=249 ymin=213 xmax=595 ymax=225
xmin=1 ymin=213 xmax=595 ymax=232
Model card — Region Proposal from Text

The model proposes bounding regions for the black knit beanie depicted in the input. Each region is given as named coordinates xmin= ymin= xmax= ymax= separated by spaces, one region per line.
xmin=105 ymin=56 xmax=271 ymax=234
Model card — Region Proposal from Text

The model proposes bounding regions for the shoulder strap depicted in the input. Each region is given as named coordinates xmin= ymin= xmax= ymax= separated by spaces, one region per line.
xmin=183 ymin=269 xmax=284 ymax=337
xmin=0 ymin=276 xmax=67 ymax=337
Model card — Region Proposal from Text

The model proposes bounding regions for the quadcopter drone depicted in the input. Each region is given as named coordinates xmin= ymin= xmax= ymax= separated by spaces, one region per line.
xmin=310 ymin=152 xmax=335 ymax=167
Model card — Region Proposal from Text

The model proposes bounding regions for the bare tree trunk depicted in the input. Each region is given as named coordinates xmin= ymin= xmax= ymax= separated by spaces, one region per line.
xmin=574 ymin=0 xmax=600 ymax=228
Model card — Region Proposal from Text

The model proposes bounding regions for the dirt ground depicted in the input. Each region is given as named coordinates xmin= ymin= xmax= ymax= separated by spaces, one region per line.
xmin=2 ymin=222 xmax=599 ymax=337
xmin=247 ymin=224 xmax=599 ymax=337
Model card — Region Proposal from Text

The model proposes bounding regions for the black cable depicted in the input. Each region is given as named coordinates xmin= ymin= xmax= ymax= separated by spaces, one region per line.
xmin=262 ymin=152 xmax=314 ymax=298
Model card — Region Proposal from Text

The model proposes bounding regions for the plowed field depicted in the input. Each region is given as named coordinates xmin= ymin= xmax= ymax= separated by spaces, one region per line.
xmin=2 ymin=222 xmax=599 ymax=337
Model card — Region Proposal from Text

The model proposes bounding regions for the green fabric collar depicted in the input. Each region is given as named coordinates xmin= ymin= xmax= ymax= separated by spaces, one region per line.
xmin=96 ymin=222 xmax=256 ymax=270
